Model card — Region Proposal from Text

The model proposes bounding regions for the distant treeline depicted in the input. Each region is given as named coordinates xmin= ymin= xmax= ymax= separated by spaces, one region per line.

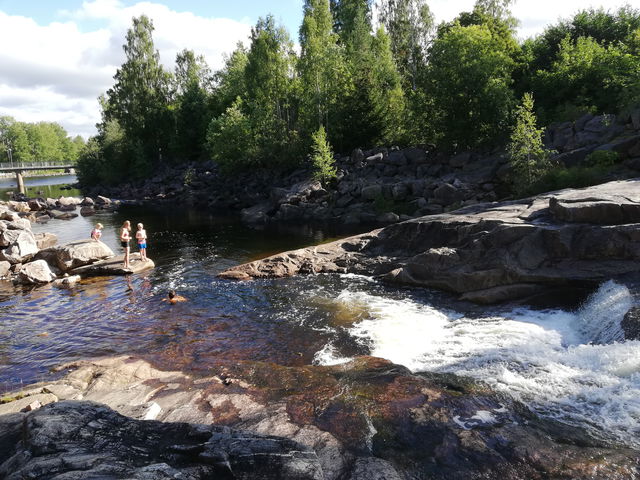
xmin=0 ymin=117 xmax=85 ymax=165
xmin=77 ymin=0 xmax=640 ymax=185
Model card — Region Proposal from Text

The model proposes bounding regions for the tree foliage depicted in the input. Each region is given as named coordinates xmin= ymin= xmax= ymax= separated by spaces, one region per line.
xmin=310 ymin=125 xmax=337 ymax=184
xmin=508 ymin=93 xmax=552 ymax=193
xmin=0 ymin=116 xmax=84 ymax=164
xmin=77 ymin=3 xmax=640 ymax=186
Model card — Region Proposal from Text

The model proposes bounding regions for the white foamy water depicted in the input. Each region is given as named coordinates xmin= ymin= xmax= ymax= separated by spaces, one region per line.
xmin=314 ymin=281 xmax=640 ymax=447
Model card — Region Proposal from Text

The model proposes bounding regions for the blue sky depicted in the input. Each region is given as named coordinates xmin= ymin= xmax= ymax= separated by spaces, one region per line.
xmin=0 ymin=0 xmax=305 ymax=34
xmin=0 ymin=0 xmax=636 ymax=138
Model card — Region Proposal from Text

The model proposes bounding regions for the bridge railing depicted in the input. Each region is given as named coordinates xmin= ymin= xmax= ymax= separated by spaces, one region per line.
xmin=0 ymin=161 xmax=74 ymax=169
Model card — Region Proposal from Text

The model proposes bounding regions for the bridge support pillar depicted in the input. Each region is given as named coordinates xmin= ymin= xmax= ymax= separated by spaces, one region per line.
xmin=16 ymin=171 xmax=25 ymax=195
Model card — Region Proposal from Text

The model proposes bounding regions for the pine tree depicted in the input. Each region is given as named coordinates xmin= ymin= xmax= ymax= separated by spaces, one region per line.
xmin=508 ymin=93 xmax=552 ymax=193
xmin=310 ymin=125 xmax=337 ymax=184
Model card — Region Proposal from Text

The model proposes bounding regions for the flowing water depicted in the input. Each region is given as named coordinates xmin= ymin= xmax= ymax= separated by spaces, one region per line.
xmin=0 ymin=177 xmax=639 ymax=449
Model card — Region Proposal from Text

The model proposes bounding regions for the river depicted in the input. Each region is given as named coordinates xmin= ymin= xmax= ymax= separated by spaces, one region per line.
xmin=0 ymin=176 xmax=639 ymax=449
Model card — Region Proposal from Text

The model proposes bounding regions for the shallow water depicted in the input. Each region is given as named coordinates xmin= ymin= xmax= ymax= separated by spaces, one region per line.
xmin=0 ymin=187 xmax=639 ymax=449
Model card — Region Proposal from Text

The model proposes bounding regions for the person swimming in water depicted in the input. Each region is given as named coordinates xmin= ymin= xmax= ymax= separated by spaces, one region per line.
xmin=162 ymin=290 xmax=187 ymax=305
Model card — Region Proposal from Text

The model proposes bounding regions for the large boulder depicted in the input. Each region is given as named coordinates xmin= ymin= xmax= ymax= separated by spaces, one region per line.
xmin=0 ymin=230 xmax=38 ymax=264
xmin=37 ymin=240 xmax=114 ymax=272
xmin=16 ymin=259 xmax=56 ymax=284
xmin=361 ymin=184 xmax=383 ymax=200
xmin=220 ymin=179 xmax=640 ymax=304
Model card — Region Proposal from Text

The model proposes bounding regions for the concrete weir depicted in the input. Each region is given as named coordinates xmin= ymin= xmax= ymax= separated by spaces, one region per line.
xmin=72 ymin=253 xmax=155 ymax=276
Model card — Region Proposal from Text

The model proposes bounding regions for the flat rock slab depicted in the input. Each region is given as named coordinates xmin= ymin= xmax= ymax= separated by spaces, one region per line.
xmin=220 ymin=179 xmax=640 ymax=303
xmin=72 ymin=254 xmax=155 ymax=276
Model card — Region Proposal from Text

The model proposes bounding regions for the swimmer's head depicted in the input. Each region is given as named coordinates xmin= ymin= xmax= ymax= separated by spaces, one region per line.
xmin=168 ymin=290 xmax=176 ymax=299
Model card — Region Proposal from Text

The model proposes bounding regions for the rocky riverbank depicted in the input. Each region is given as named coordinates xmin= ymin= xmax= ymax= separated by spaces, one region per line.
xmin=1 ymin=195 xmax=152 ymax=285
xmin=1 ymin=355 xmax=638 ymax=479
xmin=82 ymin=111 xmax=640 ymax=227
xmin=220 ymin=179 xmax=640 ymax=305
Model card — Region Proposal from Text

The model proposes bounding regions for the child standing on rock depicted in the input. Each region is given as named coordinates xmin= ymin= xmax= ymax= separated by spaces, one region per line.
xmin=120 ymin=220 xmax=131 ymax=269
xmin=136 ymin=223 xmax=148 ymax=262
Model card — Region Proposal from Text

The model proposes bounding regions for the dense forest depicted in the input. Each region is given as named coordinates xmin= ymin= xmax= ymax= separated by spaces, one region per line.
xmin=0 ymin=117 xmax=85 ymax=165
xmin=76 ymin=0 xmax=640 ymax=187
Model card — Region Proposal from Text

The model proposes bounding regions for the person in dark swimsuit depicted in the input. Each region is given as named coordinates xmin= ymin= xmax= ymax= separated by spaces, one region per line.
xmin=120 ymin=220 xmax=131 ymax=268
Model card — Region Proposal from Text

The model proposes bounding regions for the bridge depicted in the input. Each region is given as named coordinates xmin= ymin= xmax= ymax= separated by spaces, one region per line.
xmin=0 ymin=162 xmax=75 ymax=195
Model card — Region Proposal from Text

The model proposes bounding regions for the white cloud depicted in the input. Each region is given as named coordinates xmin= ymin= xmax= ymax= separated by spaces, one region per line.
xmin=0 ymin=1 xmax=252 ymax=138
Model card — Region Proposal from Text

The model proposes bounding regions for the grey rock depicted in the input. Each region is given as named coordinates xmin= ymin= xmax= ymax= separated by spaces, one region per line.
xmin=622 ymin=307 xmax=640 ymax=340
xmin=80 ymin=196 xmax=95 ymax=206
xmin=0 ymin=230 xmax=38 ymax=264
xmin=433 ymin=183 xmax=464 ymax=206
xmin=33 ymin=232 xmax=57 ymax=250
xmin=450 ymin=152 xmax=472 ymax=168
xmin=391 ymin=183 xmax=409 ymax=201
xmin=80 ymin=206 xmax=95 ymax=216
xmin=554 ymin=147 xmax=593 ymax=168
xmin=36 ymin=240 xmax=115 ymax=272
xmin=404 ymin=147 xmax=428 ymax=165
xmin=241 ymin=202 xmax=272 ymax=224
xmin=351 ymin=148 xmax=365 ymax=167
xmin=594 ymin=135 xmax=640 ymax=159
xmin=95 ymin=195 xmax=112 ymax=205
xmin=0 ymin=401 xmax=322 ymax=480
xmin=365 ymin=153 xmax=384 ymax=163
xmin=377 ymin=212 xmax=400 ymax=223
xmin=361 ymin=184 xmax=383 ymax=200
xmin=279 ymin=203 xmax=304 ymax=221
xmin=336 ymin=195 xmax=354 ymax=208
xmin=16 ymin=260 xmax=56 ymax=284
xmin=387 ymin=151 xmax=407 ymax=166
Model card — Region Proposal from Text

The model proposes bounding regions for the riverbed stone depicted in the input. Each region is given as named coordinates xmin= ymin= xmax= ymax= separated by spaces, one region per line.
xmin=48 ymin=209 xmax=79 ymax=220
xmin=16 ymin=260 xmax=57 ymax=284
xmin=80 ymin=205 xmax=96 ymax=216
xmin=0 ymin=230 xmax=38 ymax=264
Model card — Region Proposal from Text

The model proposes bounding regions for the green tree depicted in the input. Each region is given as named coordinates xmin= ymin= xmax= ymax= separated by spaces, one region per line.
xmin=310 ymin=125 xmax=337 ymax=184
xmin=172 ymin=49 xmax=212 ymax=161
xmin=508 ymin=93 xmax=551 ymax=193
xmin=206 ymin=98 xmax=255 ymax=171
xmin=531 ymin=36 xmax=640 ymax=123
xmin=424 ymin=23 xmax=515 ymax=149
xmin=299 ymin=0 xmax=350 ymax=142
xmin=378 ymin=0 xmax=434 ymax=89
xmin=212 ymin=44 xmax=249 ymax=116
xmin=103 ymin=15 xmax=172 ymax=176
xmin=336 ymin=1 xmax=407 ymax=148
xmin=244 ymin=16 xmax=300 ymax=164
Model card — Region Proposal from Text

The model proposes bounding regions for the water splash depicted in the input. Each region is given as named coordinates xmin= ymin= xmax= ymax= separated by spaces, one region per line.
xmin=572 ymin=280 xmax=633 ymax=345
xmin=314 ymin=281 xmax=640 ymax=447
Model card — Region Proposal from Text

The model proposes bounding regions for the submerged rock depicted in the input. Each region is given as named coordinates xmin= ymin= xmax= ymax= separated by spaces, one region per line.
xmin=220 ymin=180 xmax=640 ymax=303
